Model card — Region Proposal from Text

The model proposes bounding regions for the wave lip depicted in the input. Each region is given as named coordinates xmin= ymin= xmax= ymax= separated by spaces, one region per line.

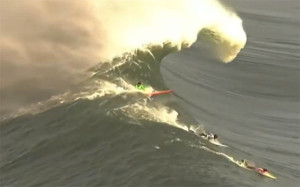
xmin=93 ymin=0 xmax=247 ymax=63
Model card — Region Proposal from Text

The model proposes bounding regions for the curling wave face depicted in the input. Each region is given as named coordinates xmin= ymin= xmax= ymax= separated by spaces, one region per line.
xmin=92 ymin=0 xmax=247 ymax=63
xmin=0 ymin=0 xmax=246 ymax=116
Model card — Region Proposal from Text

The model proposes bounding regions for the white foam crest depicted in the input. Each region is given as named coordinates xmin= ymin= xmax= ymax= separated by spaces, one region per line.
xmin=2 ymin=78 xmax=137 ymax=120
xmin=116 ymin=101 xmax=189 ymax=131
xmin=90 ymin=0 xmax=247 ymax=63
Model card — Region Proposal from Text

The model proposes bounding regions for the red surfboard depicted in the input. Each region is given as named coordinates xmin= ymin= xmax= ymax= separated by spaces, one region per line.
xmin=147 ymin=90 xmax=173 ymax=97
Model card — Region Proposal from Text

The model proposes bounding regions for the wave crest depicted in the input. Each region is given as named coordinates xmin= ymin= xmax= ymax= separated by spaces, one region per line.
xmin=92 ymin=0 xmax=247 ymax=63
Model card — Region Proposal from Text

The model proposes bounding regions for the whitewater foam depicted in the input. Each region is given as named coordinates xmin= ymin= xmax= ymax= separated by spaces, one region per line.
xmin=91 ymin=0 xmax=247 ymax=63
xmin=114 ymin=100 xmax=190 ymax=131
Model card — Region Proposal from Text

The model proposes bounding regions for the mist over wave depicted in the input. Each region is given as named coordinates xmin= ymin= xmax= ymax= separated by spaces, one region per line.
xmin=0 ymin=0 xmax=246 ymax=115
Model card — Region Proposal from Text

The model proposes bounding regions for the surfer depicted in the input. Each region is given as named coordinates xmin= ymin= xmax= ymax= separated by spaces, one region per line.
xmin=256 ymin=168 xmax=269 ymax=174
xmin=239 ymin=159 xmax=275 ymax=178
xmin=210 ymin=134 xmax=218 ymax=140
xmin=135 ymin=81 xmax=146 ymax=91
xmin=240 ymin=159 xmax=254 ymax=169
xmin=135 ymin=82 xmax=172 ymax=98
xmin=200 ymin=132 xmax=218 ymax=140
xmin=196 ymin=131 xmax=228 ymax=147
xmin=240 ymin=160 xmax=268 ymax=174
xmin=240 ymin=159 xmax=249 ymax=167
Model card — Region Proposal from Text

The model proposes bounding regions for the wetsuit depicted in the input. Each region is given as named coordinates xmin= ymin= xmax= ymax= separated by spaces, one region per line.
xmin=136 ymin=84 xmax=146 ymax=91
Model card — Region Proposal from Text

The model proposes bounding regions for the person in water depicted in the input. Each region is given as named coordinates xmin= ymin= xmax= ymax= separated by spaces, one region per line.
xmin=200 ymin=132 xmax=218 ymax=140
xmin=256 ymin=168 xmax=268 ymax=174
xmin=241 ymin=159 xmax=248 ymax=166
xmin=240 ymin=160 xmax=256 ymax=170
xmin=135 ymin=81 xmax=146 ymax=91
xmin=211 ymin=134 xmax=218 ymax=140
xmin=239 ymin=160 xmax=269 ymax=175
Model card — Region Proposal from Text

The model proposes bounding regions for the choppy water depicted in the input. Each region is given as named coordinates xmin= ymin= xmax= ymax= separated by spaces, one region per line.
xmin=1 ymin=0 xmax=299 ymax=187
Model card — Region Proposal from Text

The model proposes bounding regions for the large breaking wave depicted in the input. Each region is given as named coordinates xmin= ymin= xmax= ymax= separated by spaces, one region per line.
xmin=1 ymin=0 xmax=247 ymax=124
xmin=91 ymin=0 xmax=247 ymax=63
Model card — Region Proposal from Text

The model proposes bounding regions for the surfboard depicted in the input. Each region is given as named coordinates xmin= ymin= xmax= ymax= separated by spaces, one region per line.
xmin=147 ymin=90 xmax=172 ymax=97
xmin=255 ymin=168 xmax=276 ymax=179
xmin=208 ymin=139 xmax=228 ymax=147
xmin=199 ymin=134 xmax=228 ymax=147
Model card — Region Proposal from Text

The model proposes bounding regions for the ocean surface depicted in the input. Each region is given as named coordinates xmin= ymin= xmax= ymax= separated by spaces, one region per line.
xmin=1 ymin=0 xmax=299 ymax=187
